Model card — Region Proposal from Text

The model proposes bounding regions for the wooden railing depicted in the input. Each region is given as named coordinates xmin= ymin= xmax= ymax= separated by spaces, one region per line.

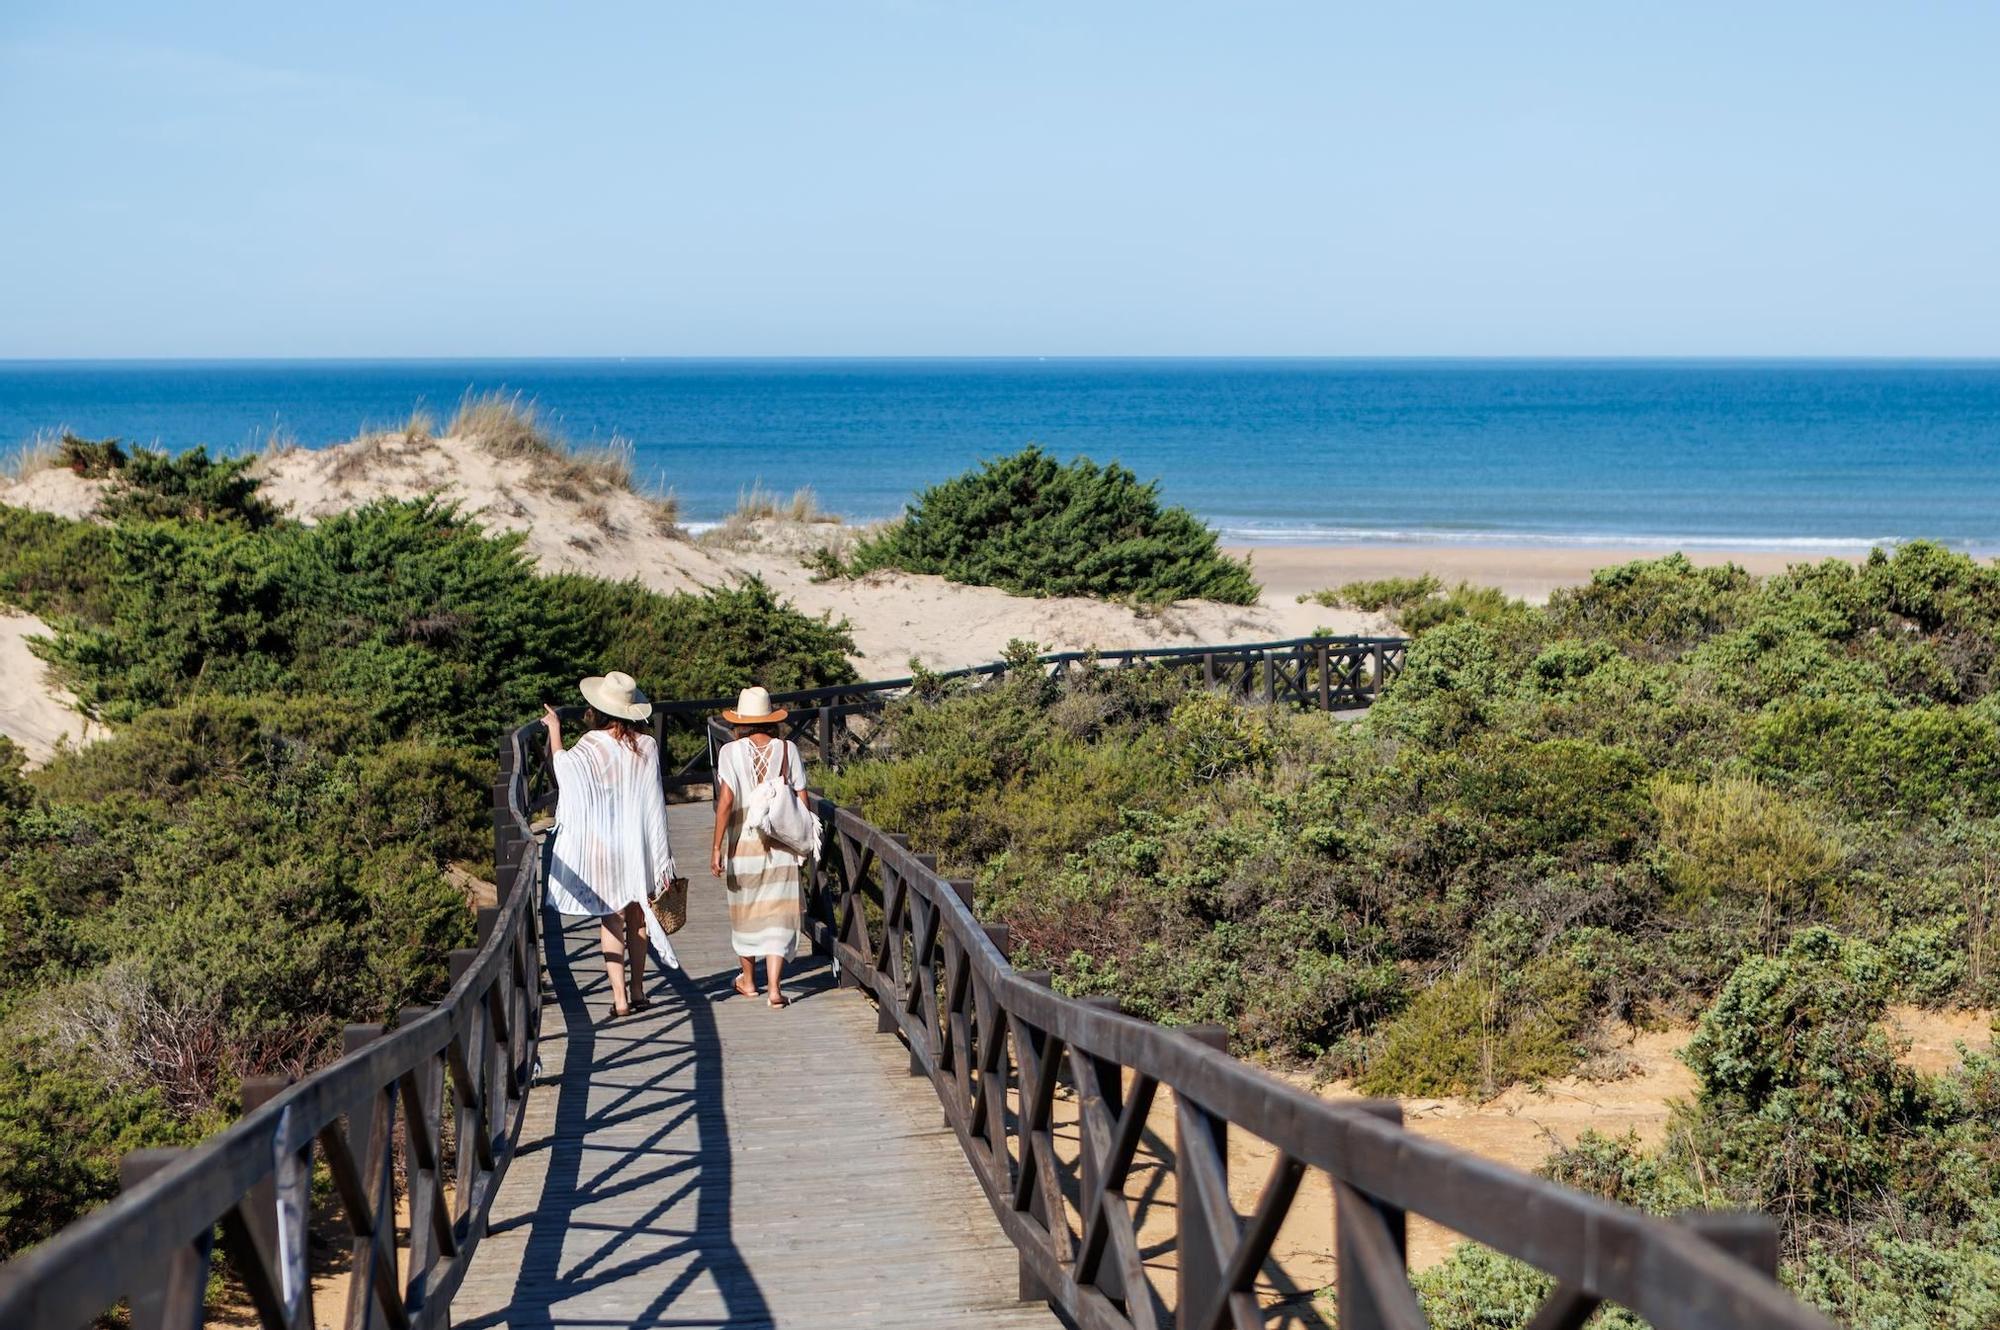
xmin=0 ymin=731 xmax=550 ymax=1330
xmin=655 ymin=635 xmax=1408 ymax=788
xmin=788 ymin=788 xmax=1842 ymax=1330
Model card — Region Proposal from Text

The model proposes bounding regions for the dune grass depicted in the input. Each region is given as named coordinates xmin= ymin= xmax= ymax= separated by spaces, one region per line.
xmin=447 ymin=390 xmax=636 ymax=497
xmin=1 ymin=432 xmax=62 ymax=481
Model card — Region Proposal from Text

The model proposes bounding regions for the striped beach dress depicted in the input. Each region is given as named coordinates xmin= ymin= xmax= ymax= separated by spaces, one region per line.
xmin=545 ymin=729 xmax=681 ymax=968
xmin=717 ymin=736 xmax=807 ymax=960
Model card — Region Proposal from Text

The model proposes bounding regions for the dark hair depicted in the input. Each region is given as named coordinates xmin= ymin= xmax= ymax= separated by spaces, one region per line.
xmin=585 ymin=706 xmax=645 ymax=753
xmin=732 ymin=721 xmax=783 ymax=741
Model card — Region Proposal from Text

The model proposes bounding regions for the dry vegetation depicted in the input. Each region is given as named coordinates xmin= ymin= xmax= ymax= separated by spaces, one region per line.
xmin=697 ymin=482 xmax=842 ymax=551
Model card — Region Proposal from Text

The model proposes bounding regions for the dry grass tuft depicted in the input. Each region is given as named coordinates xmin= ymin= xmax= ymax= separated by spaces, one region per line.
xmin=576 ymin=501 xmax=622 ymax=535
xmin=729 ymin=482 xmax=839 ymax=524
xmin=448 ymin=389 xmax=550 ymax=459
xmin=258 ymin=424 xmax=302 ymax=458
xmin=396 ymin=407 xmax=436 ymax=445
xmin=1 ymin=432 xmax=64 ymax=481
xmin=322 ymin=432 xmax=397 ymax=488
xmin=447 ymin=390 xmax=636 ymax=498
xmin=649 ymin=488 xmax=685 ymax=538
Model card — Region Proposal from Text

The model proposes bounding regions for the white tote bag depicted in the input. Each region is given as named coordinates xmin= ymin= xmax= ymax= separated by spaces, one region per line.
xmin=743 ymin=740 xmax=820 ymax=858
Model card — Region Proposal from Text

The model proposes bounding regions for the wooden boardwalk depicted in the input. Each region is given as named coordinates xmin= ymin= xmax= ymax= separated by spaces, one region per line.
xmin=454 ymin=804 xmax=1061 ymax=1330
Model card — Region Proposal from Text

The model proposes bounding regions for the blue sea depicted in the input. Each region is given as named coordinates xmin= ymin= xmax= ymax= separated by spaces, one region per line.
xmin=4 ymin=359 xmax=2000 ymax=550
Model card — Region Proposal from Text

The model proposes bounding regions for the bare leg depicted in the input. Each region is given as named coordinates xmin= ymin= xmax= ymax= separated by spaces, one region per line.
xmin=734 ymin=956 xmax=758 ymax=999
xmin=600 ymin=918 xmax=630 ymax=1015
xmin=624 ymin=903 xmax=649 ymax=1007
xmin=765 ymin=954 xmax=786 ymax=1007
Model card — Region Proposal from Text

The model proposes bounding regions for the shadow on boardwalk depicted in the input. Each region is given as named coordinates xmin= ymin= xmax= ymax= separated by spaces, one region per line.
xmin=462 ymin=911 xmax=792 ymax=1329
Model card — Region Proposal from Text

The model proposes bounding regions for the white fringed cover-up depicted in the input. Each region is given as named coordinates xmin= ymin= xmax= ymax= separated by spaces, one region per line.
xmin=718 ymin=737 xmax=807 ymax=960
xmin=546 ymin=730 xmax=681 ymax=968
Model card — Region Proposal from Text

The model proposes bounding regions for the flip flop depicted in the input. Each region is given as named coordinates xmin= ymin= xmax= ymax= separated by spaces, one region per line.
xmin=768 ymin=994 xmax=790 ymax=1009
xmin=732 ymin=976 xmax=758 ymax=1000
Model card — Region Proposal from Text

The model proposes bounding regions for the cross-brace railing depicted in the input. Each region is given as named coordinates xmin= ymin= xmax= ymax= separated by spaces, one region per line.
xmin=800 ymin=795 xmax=1842 ymax=1330
xmin=656 ymin=635 xmax=1409 ymax=790
xmin=0 ymin=730 xmax=549 ymax=1330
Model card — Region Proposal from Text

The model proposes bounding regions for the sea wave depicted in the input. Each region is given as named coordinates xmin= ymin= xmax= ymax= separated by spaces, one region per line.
xmin=1211 ymin=524 xmax=1994 ymax=553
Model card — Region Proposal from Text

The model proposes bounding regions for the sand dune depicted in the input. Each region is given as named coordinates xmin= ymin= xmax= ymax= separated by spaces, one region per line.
xmin=0 ymin=612 xmax=105 ymax=765
xmin=247 ymin=433 xmax=1384 ymax=672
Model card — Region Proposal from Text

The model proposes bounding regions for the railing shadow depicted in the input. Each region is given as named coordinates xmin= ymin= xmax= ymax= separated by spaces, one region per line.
xmin=462 ymin=910 xmax=776 ymax=1330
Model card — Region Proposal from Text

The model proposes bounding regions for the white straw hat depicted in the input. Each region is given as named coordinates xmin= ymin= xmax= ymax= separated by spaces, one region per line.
xmin=578 ymin=671 xmax=652 ymax=722
xmin=721 ymin=686 xmax=788 ymax=725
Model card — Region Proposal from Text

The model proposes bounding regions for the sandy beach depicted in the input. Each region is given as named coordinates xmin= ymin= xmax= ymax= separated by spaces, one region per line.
xmin=1234 ymin=541 xmax=1871 ymax=606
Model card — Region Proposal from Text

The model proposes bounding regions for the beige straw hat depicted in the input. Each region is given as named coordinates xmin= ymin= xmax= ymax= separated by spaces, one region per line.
xmin=578 ymin=671 xmax=652 ymax=721
xmin=721 ymin=686 xmax=788 ymax=726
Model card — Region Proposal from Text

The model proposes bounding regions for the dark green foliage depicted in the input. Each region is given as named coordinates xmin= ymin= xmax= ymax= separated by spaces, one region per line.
xmin=0 ymin=505 xmax=118 ymax=623
xmin=845 ymin=445 xmax=1259 ymax=604
xmin=55 ymin=434 xmax=127 ymax=478
xmin=0 ymin=1044 xmax=202 ymax=1259
xmin=100 ymin=444 xmax=276 ymax=527
xmin=0 ymin=450 xmax=858 ymax=1254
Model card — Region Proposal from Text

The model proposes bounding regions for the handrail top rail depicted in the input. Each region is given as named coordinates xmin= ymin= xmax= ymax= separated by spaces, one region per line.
xmin=651 ymin=634 xmax=1408 ymax=715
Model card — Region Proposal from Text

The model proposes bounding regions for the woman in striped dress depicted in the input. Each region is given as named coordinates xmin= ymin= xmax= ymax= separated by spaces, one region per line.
xmin=708 ymin=687 xmax=808 ymax=1008
xmin=543 ymin=671 xmax=680 ymax=1020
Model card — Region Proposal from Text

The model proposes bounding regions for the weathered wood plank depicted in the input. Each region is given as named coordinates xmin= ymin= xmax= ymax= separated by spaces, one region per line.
xmin=451 ymin=804 xmax=1059 ymax=1329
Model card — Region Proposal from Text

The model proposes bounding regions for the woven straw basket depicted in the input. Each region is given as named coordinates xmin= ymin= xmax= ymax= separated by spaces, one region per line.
xmin=653 ymin=876 xmax=690 ymax=935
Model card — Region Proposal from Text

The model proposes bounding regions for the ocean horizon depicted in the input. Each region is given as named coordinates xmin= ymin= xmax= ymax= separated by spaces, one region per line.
xmin=5 ymin=357 xmax=2000 ymax=551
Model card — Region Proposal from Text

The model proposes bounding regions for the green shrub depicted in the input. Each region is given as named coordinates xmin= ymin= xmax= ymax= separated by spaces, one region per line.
xmin=1357 ymin=949 xmax=1594 ymax=1097
xmin=0 ymin=1042 xmax=200 ymax=1259
xmin=99 ymin=444 xmax=276 ymax=527
xmin=844 ymin=445 xmax=1259 ymax=604
xmin=1298 ymin=574 xmax=1441 ymax=612
xmin=1652 ymin=775 xmax=1842 ymax=917
xmin=1547 ymin=553 xmax=1756 ymax=659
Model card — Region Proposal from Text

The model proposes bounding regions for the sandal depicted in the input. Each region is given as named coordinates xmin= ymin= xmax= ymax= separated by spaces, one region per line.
xmin=732 ymin=976 xmax=759 ymax=1000
xmin=768 ymin=993 xmax=790 ymax=1009
xmin=602 ymin=1003 xmax=630 ymax=1023
xmin=630 ymin=991 xmax=651 ymax=1013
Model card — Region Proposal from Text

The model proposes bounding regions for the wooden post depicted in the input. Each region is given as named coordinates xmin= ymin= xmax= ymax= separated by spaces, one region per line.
xmin=122 ymin=1149 xmax=210 ymax=1330
xmin=448 ymin=946 xmax=483 ymax=1247
xmin=1318 ymin=642 xmax=1331 ymax=711
xmin=1077 ymin=996 xmax=1129 ymax=1305
xmin=398 ymin=1011 xmax=445 ymax=1320
xmin=818 ymin=705 xmax=834 ymax=764
xmin=1176 ymin=1024 xmax=1230 ymax=1330
xmin=341 ymin=1024 xmax=391 ymax=1330
xmin=1335 ymin=1101 xmax=1408 ymax=1330
xmin=1261 ymin=655 xmax=1277 ymax=704
xmin=1019 ymin=971 xmax=1057 ymax=1304
xmin=491 ymin=738 xmax=515 ymax=900
xmin=239 ymin=1075 xmax=291 ymax=1306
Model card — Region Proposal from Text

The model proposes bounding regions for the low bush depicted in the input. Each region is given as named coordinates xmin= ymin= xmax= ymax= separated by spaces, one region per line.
xmin=1297 ymin=574 xmax=1441 ymax=612
xmin=844 ymin=445 xmax=1259 ymax=604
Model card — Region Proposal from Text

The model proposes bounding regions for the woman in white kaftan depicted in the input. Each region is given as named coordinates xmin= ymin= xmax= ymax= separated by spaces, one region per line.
xmin=543 ymin=671 xmax=680 ymax=1019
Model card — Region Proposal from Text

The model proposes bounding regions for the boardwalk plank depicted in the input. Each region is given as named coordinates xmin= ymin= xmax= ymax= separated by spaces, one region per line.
xmin=453 ymin=804 xmax=1060 ymax=1329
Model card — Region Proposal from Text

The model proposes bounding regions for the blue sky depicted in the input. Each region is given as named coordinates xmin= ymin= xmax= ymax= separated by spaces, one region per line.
xmin=3 ymin=3 xmax=1996 ymax=358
